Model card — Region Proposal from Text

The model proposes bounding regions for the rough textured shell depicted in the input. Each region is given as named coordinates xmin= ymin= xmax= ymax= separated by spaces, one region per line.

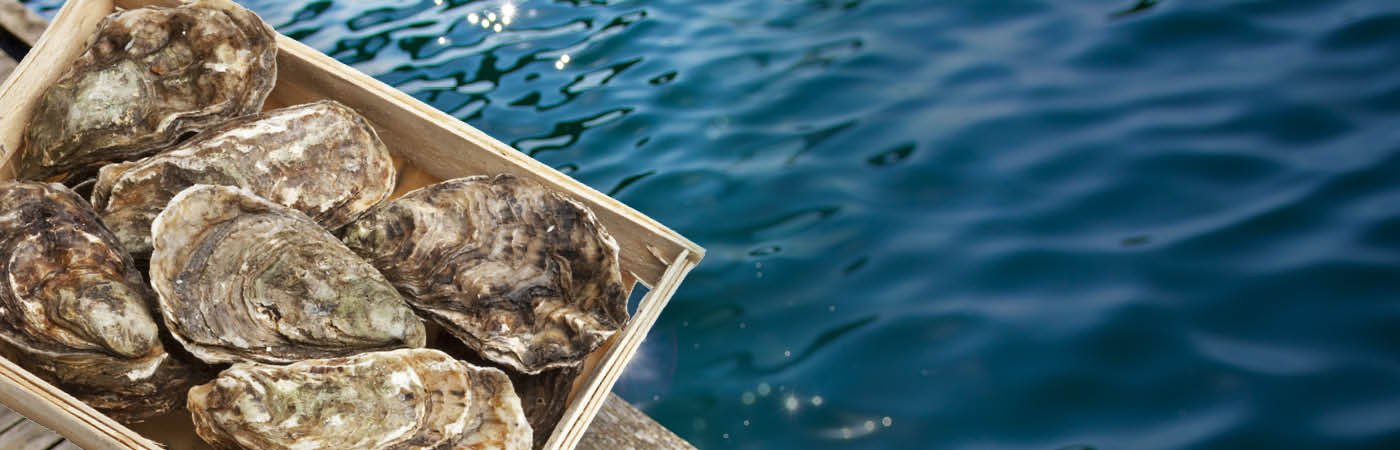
xmin=0 ymin=181 xmax=198 ymax=421
xmin=17 ymin=0 xmax=277 ymax=181
xmin=341 ymin=175 xmax=628 ymax=374
xmin=150 ymin=184 xmax=426 ymax=365
xmin=444 ymin=335 xmax=579 ymax=449
xmin=91 ymin=100 xmax=395 ymax=256
xmin=187 ymin=348 xmax=532 ymax=450
xmin=509 ymin=365 xmax=580 ymax=449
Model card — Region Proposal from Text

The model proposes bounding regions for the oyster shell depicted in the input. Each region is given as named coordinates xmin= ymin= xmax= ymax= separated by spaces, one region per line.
xmin=341 ymin=175 xmax=628 ymax=374
xmin=188 ymin=348 xmax=532 ymax=450
xmin=443 ymin=334 xmax=580 ymax=449
xmin=509 ymin=365 xmax=581 ymax=448
xmin=0 ymin=181 xmax=198 ymax=421
xmin=150 ymin=185 xmax=426 ymax=365
xmin=17 ymin=0 xmax=277 ymax=181
xmin=91 ymin=100 xmax=396 ymax=256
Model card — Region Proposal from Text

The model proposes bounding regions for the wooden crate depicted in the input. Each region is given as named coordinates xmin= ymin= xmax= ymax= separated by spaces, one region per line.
xmin=0 ymin=0 xmax=704 ymax=449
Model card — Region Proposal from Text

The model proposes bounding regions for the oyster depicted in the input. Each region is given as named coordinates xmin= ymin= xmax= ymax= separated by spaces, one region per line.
xmin=91 ymin=100 xmax=396 ymax=256
xmin=0 ymin=181 xmax=198 ymax=421
xmin=510 ymin=365 xmax=581 ymax=448
xmin=150 ymin=185 xmax=426 ymax=365
xmin=444 ymin=334 xmax=580 ymax=449
xmin=188 ymin=348 xmax=532 ymax=450
xmin=17 ymin=0 xmax=277 ymax=181
xmin=341 ymin=175 xmax=628 ymax=374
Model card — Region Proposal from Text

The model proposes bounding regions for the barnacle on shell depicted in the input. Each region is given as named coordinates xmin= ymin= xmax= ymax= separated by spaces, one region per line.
xmin=150 ymin=184 xmax=425 ymax=365
xmin=0 ymin=181 xmax=199 ymax=421
xmin=92 ymin=100 xmax=395 ymax=256
xmin=341 ymin=175 xmax=629 ymax=374
xmin=188 ymin=348 xmax=532 ymax=450
xmin=17 ymin=0 xmax=277 ymax=181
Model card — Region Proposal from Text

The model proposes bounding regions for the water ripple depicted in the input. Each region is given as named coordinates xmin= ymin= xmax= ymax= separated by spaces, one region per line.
xmin=17 ymin=0 xmax=1400 ymax=448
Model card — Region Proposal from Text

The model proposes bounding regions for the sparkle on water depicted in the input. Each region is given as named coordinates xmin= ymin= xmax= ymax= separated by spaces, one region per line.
xmin=16 ymin=0 xmax=1400 ymax=448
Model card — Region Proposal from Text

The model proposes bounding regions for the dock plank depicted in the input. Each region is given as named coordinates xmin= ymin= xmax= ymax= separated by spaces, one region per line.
xmin=0 ymin=0 xmax=42 ymax=44
xmin=49 ymin=440 xmax=82 ymax=450
xmin=578 ymin=395 xmax=697 ymax=450
xmin=0 ymin=403 xmax=28 ymax=431
xmin=0 ymin=418 xmax=66 ymax=450
xmin=0 ymin=57 xmax=15 ymax=82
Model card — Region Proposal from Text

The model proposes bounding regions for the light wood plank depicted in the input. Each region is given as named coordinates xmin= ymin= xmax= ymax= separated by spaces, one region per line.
xmin=49 ymin=440 xmax=84 ymax=450
xmin=0 ymin=58 xmax=16 ymax=84
xmin=551 ymin=252 xmax=697 ymax=449
xmin=0 ymin=2 xmax=701 ymax=449
xmin=255 ymin=32 xmax=703 ymax=286
xmin=0 ymin=403 xmax=26 ymax=427
xmin=0 ymin=419 xmax=66 ymax=450
xmin=578 ymin=395 xmax=695 ymax=450
xmin=0 ymin=1 xmax=164 ymax=444
xmin=0 ymin=392 xmax=694 ymax=450
xmin=0 ymin=0 xmax=45 ymax=45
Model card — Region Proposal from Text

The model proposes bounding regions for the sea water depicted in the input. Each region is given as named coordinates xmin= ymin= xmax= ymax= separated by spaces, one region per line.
xmin=21 ymin=0 xmax=1400 ymax=448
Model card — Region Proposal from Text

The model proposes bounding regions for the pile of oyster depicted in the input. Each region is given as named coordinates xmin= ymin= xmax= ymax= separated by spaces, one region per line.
xmin=0 ymin=1 xmax=630 ymax=448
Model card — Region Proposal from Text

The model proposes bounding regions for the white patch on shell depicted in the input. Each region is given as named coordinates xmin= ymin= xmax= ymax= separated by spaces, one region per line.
xmin=273 ymin=378 xmax=300 ymax=393
xmin=280 ymin=185 xmax=301 ymax=206
xmin=289 ymin=439 xmax=323 ymax=450
xmin=124 ymin=353 xmax=167 ymax=381
xmin=388 ymin=368 xmax=416 ymax=391
xmin=233 ymin=392 xmax=271 ymax=424
xmin=215 ymin=115 xmax=293 ymax=143
xmin=67 ymin=64 xmax=142 ymax=131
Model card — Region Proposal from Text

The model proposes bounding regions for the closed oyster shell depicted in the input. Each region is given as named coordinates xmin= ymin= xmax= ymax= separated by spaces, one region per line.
xmin=91 ymin=100 xmax=395 ymax=256
xmin=0 ymin=181 xmax=198 ymax=421
xmin=442 ymin=334 xmax=580 ymax=449
xmin=17 ymin=0 xmax=277 ymax=181
xmin=188 ymin=348 xmax=531 ymax=450
xmin=150 ymin=184 xmax=425 ymax=365
xmin=341 ymin=175 xmax=628 ymax=374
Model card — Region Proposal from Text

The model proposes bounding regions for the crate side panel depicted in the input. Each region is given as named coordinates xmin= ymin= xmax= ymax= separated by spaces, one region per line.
xmin=549 ymin=253 xmax=697 ymax=450
xmin=0 ymin=0 xmax=115 ymax=180
xmin=264 ymin=36 xmax=702 ymax=286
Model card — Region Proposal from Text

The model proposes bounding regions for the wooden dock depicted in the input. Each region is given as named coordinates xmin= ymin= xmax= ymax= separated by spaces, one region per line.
xmin=0 ymin=1 xmax=693 ymax=448
xmin=0 ymin=397 xmax=693 ymax=450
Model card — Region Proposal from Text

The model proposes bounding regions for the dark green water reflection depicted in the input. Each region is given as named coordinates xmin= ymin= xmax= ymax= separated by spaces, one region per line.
xmin=21 ymin=0 xmax=1400 ymax=448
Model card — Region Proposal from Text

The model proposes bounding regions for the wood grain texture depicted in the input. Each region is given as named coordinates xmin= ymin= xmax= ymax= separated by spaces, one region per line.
xmin=0 ymin=403 xmax=27 ymax=429
xmin=0 ymin=419 xmax=66 ymax=450
xmin=0 ymin=0 xmax=44 ymax=44
xmin=0 ymin=392 xmax=696 ymax=450
xmin=0 ymin=0 xmax=38 ymax=82
xmin=577 ymin=396 xmax=697 ymax=450
xmin=0 ymin=1 xmax=701 ymax=448
xmin=550 ymin=252 xmax=697 ymax=450
xmin=50 ymin=440 xmax=85 ymax=450
xmin=251 ymin=29 xmax=704 ymax=287
xmin=0 ymin=58 xmax=15 ymax=83
xmin=0 ymin=0 xmax=115 ymax=181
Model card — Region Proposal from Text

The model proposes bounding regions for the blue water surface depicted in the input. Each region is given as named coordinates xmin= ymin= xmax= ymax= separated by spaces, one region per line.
xmin=22 ymin=0 xmax=1400 ymax=448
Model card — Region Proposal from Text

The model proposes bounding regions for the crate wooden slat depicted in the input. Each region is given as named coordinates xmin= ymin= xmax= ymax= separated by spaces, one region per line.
xmin=0 ymin=0 xmax=704 ymax=449
xmin=0 ymin=392 xmax=697 ymax=450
